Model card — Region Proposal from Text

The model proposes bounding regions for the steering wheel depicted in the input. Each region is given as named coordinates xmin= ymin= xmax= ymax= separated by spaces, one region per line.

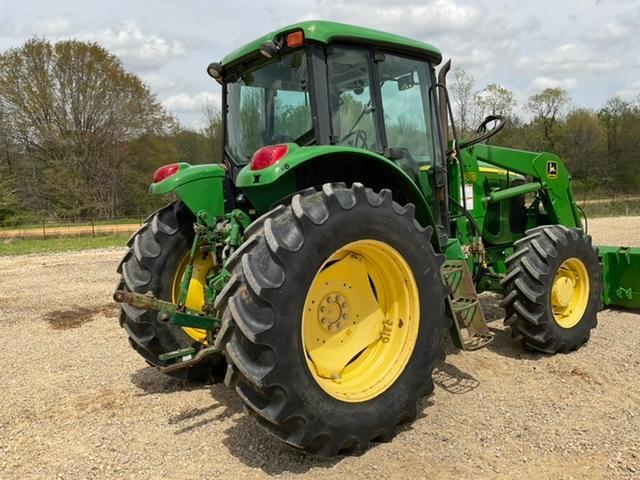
xmin=340 ymin=129 xmax=368 ymax=149
xmin=459 ymin=114 xmax=506 ymax=150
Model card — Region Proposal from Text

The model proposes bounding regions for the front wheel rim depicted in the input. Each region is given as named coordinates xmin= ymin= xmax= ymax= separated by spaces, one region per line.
xmin=301 ymin=239 xmax=420 ymax=403
xmin=551 ymin=257 xmax=590 ymax=329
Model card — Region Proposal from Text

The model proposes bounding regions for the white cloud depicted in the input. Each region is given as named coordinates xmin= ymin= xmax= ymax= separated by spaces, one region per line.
xmin=452 ymin=48 xmax=495 ymax=77
xmin=0 ymin=17 xmax=19 ymax=37
xmin=518 ymin=43 xmax=619 ymax=77
xmin=31 ymin=16 xmax=72 ymax=36
xmin=301 ymin=0 xmax=520 ymax=82
xmin=141 ymin=73 xmax=180 ymax=93
xmin=84 ymin=20 xmax=185 ymax=71
xmin=530 ymin=76 xmax=578 ymax=91
xmin=162 ymin=91 xmax=219 ymax=113
xmin=305 ymin=0 xmax=480 ymax=37
xmin=592 ymin=20 xmax=631 ymax=42
xmin=617 ymin=80 xmax=640 ymax=100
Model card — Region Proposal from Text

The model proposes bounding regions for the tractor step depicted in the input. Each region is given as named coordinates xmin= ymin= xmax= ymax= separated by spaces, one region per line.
xmin=442 ymin=260 xmax=494 ymax=351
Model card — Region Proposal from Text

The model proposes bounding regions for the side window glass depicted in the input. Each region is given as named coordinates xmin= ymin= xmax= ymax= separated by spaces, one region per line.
xmin=327 ymin=48 xmax=378 ymax=152
xmin=378 ymin=54 xmax=436 ymax=172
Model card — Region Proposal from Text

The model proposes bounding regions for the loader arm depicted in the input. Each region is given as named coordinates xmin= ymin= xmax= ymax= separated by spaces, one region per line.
xmin=463 ymin=144 xmax=582 ymax=228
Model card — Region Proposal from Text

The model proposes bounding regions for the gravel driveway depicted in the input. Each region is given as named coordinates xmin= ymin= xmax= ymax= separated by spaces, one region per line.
xmin=0 ymin=217 xmax=638 ymax=479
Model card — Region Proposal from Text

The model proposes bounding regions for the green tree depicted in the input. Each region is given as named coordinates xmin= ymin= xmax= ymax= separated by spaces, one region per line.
xmin=171 ymin=130 xmax=212 ymax=164
xmin=0 ymin=38 xmax=175 ymax=217
xmin=561 ymin=108 xmax=606 ymax=197
xmin=202 ymin=101 xmax=223 ymax=163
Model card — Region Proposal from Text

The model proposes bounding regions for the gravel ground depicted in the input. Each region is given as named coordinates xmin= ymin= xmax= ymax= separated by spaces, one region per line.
xmin=0 ymin=217 xmax=639 ymax=480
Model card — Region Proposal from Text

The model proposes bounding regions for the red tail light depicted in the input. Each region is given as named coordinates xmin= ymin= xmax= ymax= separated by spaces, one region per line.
xmin=250 ymin=145 xmax=289 ymax=171
xmin=153 ymin=163 xmax=180 ymax=183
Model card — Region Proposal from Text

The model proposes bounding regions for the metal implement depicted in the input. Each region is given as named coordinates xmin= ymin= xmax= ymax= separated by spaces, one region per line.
xmin=599 ymin=246 xmax=640 ymax=309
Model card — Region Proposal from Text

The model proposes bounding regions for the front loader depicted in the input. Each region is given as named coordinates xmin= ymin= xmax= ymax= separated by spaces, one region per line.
xmin=114 ymin=20 xmax=640 ymax=455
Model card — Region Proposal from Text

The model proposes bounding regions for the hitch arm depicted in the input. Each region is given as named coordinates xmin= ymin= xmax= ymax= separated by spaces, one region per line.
xmin=113 ymin=290 xmax=221 ymax=331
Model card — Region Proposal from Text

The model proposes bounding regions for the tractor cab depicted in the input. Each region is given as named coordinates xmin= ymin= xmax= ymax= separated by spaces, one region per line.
xmin=221 ymin=42 xmax=443 ymax=174
xmin=214 ymin=21 xmax=451 ymax=237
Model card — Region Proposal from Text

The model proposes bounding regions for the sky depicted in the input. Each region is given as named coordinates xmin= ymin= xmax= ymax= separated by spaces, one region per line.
xmin=1 ymin=0 xmax=639 ymax=128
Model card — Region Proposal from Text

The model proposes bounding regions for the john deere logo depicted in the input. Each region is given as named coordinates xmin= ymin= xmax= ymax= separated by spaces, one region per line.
xmin=547 ymin=161 xmax=558 ymax=179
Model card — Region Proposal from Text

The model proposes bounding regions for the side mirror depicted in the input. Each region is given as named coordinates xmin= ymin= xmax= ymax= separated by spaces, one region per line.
xmin=397 ymin=73 xmax=415 ymax=91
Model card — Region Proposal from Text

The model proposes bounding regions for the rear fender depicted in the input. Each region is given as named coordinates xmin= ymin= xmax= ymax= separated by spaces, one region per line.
xmin=149 ymin=163 xmax=227 ymax=223
xmin=236 ymin=144 xmax=439 ymax=249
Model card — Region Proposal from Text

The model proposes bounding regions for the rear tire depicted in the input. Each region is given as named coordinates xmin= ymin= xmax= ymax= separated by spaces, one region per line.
xmin=501 ymin=225 xmax=602 ymax=353
xmin=116 ymin=201 xmax=225 ymax=383
xmin=215 ymin=184 xmax=449 ymax=455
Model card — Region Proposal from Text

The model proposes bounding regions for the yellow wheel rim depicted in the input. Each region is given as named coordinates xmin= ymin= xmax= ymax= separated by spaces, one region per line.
xmin=551 ymin=257 xmax=590 ymax=329
xmin=172 ymin=253 xmax=213 ymax=343
xmin=301 ymin=239 xmax=420 ymax=403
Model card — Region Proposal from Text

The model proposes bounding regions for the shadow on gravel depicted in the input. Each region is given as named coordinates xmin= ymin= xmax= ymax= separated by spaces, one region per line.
xmin=130 ymin=366 xmax=208 ymax=396
xmin=208 ymin=387 xmax=343 ymax=474
xmin=219 ymin=414 xmax=342 ymax=474
xmin=433 ymin=362 xmax=480 ymax=394
xmin=477 ymin=293 xmax=544 ymax=361
xmin=170 ymin=386 xmax=244 ymax=435
xmin=484 ymin=325 xmax=545 ymax=361
xmin=207 ymin=385 xmax=436 ymax=474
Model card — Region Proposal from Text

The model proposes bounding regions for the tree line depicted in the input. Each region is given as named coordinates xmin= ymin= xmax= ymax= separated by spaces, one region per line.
xmin=451 ymin=69 xmax=640 ymax=199
xmin=0 ymin=38 xmax=222 ymax=223
xmin=1 ymin=38 xmax=638 ymax=223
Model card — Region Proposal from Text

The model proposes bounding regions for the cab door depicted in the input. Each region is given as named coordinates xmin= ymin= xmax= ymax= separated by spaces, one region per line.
xmin=375 ymin=52 xmax=448 ymax=235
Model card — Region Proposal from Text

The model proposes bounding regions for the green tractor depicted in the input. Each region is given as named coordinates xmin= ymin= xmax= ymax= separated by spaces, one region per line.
xmin=114 ymin=21 xmax=640 ymax=455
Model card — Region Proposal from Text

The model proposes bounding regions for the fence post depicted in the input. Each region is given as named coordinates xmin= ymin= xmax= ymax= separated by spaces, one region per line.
xmin=42 ymin=220 xmax=46 ymax=239
xmin=91 ymin=219 xmax=96 ymax=238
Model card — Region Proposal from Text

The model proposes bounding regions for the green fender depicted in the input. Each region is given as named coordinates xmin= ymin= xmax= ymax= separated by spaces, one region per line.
xmin=236 ymin=144 xmax=438 ymax=243
xmin=149 ymin=162 xmax=227 ymax=224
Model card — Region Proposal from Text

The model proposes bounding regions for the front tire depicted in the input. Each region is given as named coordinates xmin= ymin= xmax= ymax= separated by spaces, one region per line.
xmin=501 ymin=225 xmax=602 ymax=353
xmin=215 ymin=184 xmax=449 ymax=455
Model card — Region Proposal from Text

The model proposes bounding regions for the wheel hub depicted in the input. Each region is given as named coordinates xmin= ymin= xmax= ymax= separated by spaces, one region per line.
xmin=552 ymin=276 xmax=574 ymax=308
xmin=319 ymin=293 xmax=348 ymax=331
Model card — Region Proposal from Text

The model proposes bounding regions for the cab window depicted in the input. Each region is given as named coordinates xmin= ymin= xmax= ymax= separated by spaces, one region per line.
xmin=326 ymin=47 xmax=378 ymax=152
xmin=377 ymin=54 xmax=440 ymax=171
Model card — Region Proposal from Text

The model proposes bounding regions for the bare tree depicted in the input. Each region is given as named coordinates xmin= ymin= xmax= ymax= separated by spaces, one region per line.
xmin=527 ymin=87 xmax=570 ymax=151
xmin=476 ymin=83 xmax=516 ymax=118
xmin=450 ymin=68 xmax=476 ymax=135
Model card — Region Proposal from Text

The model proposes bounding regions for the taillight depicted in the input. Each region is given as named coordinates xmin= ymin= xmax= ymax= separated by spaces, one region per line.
xmin=153 ymin=163 xmax=180 ymax=183
xmin=250 ymin=145 xmax=288 ymax=171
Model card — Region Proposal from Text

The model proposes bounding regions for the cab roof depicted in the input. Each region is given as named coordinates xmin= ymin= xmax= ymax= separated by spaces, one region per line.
xmin=221 ymin=20 xmax=442 ymax=67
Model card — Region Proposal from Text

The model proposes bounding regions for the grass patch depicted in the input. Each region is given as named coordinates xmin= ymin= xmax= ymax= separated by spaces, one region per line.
xmin=0 ymin=233 xmax=130 ymax=256
xmin=0 ymin=218 xmax=141 ymax=231
xmin=581 ymin=198 xmax=640 ymax=218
